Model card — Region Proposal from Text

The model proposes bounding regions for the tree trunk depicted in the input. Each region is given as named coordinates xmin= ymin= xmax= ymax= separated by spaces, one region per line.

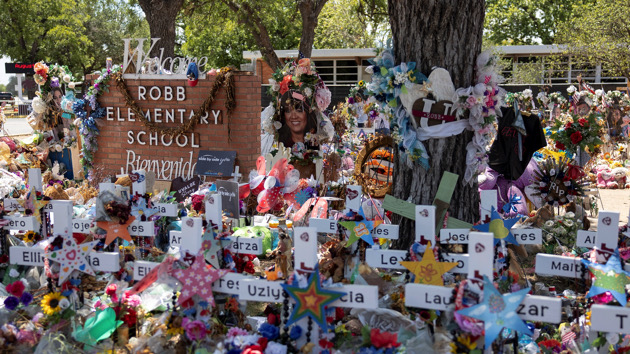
xmin=297 ymin=0 xmax=328 ymax=58
xmin=389 ymin=0 xmax=485 ymax=250
xmin=138 ymin=0 xmax=185 ymax=58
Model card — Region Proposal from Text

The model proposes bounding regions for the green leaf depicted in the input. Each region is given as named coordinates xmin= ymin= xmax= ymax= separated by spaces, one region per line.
xmin=401 ymin=85 xmax=408 ymax=95
xmin=388 ymin=99 xmax=398 ymax=108
xmin=381 ymin=66 xmax=388 ymax=76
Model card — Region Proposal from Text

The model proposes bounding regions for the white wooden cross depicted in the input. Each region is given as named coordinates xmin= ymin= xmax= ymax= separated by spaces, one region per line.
xmin=231 ymin=166 xmax=242 ymax=183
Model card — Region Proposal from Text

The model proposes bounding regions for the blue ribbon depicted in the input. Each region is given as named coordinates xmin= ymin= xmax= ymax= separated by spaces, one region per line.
xmin=502 ymin=194 xmax=522 ymax=214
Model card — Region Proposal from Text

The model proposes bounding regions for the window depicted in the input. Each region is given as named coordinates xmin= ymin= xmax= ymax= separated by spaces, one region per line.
xmin=312 ymin=59 xmax=359 ymax=84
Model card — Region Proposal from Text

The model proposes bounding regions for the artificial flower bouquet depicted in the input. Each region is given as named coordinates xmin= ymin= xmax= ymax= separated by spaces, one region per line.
xmin=550 ymin=112 xmax=604 ymax=155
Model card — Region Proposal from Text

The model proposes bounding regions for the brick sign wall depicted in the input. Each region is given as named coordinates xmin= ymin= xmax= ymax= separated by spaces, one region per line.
xmin=90 ymin=72 xmax=261 ymax=180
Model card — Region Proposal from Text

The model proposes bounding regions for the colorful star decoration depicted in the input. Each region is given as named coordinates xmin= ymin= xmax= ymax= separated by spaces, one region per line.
xmin=400 ymin=242 xmax=457 ymax=286
xmin=173 ymin=252 xmax=229 ymax=307
xmin=472 ymin=206 xmax=521 ymax=245
xmin=281 ymin=266 xmax=345 ymax=330
xmin=339 ymin=206 xmax=382 ymax=247
xmin=457 ymin=275 xmax=531 ymax=348
xmin=582 ymin=250 xmax=630 ymax=306
xmin=97 ymin=216 xmax=136 ymax=246
xmin=45 ymin=234 xmax=99 ymax=285
xmin=18 ymin=188 xmax=49 ymax=221
xmin=201 ymin=230 xmax=227 ymax=269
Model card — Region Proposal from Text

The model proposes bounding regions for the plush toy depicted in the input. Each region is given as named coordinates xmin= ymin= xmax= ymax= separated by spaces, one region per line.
xmin=596 ymin=165 xmax=618 ymax=188
xmin=478 ymin=159 xmax=541 ymax=217
xmin=612 ymin=167 xmax=629 ymax=189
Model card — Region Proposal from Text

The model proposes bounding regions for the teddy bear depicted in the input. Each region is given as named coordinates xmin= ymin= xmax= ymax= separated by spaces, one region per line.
xmin=596 ymin=165 xmax=618 ymax=188
xmin=612 ymin=167 xmax=629 ymax=188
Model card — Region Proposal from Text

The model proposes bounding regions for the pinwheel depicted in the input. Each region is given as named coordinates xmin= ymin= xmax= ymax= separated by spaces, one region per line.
xmin=248 ymin=156 xmax=300 ymax=213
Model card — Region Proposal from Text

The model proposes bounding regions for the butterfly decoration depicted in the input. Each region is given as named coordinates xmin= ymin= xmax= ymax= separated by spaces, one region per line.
xmin=247 ymin=156 xmax=301 ymax=213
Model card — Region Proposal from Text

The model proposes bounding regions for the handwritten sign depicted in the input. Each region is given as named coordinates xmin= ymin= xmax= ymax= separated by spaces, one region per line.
xmin=195 ymin=150 xmax=236 ymax=177
xmin=170 ymin=176 xmax=200 ymax=202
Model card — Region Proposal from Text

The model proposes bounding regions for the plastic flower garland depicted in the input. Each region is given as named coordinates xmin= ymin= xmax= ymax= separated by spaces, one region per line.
xmin=73 ymin=65 xmax=122 ymax=180
xmin=454 ymin=51 xmax=506 ymax=185
xmin=262 ymin=58 xmax=334 ymax=163
xmin=364 ymin=47 xmax=429 ymax=168
xmin=549 ymin=112 xmax=604 ymax=155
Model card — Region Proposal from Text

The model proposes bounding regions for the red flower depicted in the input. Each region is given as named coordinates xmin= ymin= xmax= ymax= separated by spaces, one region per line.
xmin=570 ymin=131 xmax=583 ymax=144
xmin=335 ymin=307 xmax=345 ymax=321
xmin=538 ymin=339 xmax=561 ymax=349
xmin=181 ymin=297 xmax=195 ymax=308
xmin=370 ymin=328 xmax=401 ymax=349
xmin=123 ymin=308 xmax=137 ymax=327
xmin=578 ymin=118 xmax=587 ymax=127
xmin=6 ymin=281 xmax=24 ymax=297
xmin=319 ymin=339 xmax=334 ymax=349
xmin=279 ymin=75 xmax=293 ymax=95
xmin=191 ymin=195 xmax=205 ymax=213
xmin=242 ymin=345 xmax=263 ymax=354
xmin=267 ymin=313 xmax=278 ymax=325
xmin=555 ymin=141 xmax=566 ymax=150
xmin=106 ymin=284 xmax=118 ymax=301
xmin=243 ymin=261 xmax=256 ymax=274
xmin=257 ymin=337 xmax=268 ymax=351
xmin=0 ymin=255 xmax=8 ymax=263
xmin=565 ymin=122 xmax=573 ymax=130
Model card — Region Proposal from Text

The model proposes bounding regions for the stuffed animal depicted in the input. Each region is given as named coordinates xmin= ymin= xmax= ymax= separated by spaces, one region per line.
xmin=478 ymin=159 xmax=541 ymax=217
xmin=612 ymin=167 xmax=629 ymax=188
xmin=596 ymin=165 xmax=618 ymax=188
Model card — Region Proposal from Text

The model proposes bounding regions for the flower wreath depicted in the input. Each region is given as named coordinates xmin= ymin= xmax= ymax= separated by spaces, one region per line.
xmin=31 ymin=62 xmax=77 ymax=129
xmin=549 ymin=112 xmax=604 ymax=155
xmin=530 ymin=157 xmax=586 ymax=206
xmin=262 ymin=58 xmax=334 ymax=164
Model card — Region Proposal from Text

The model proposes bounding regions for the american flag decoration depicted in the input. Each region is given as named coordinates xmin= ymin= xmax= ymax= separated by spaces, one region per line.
xmin=578 ymin=74 xmax=596 ymax=94
xmin=561 ymin=330 xmax=576 ymax=345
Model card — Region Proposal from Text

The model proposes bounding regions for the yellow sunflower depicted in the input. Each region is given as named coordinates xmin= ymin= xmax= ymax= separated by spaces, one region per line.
xmin=358 ymin=80 xmax=365 ymax=87
xmin=41 ymin=292 xmax=64 ymax=315
xmin=23 ymin=231 xmax=36 ymax=243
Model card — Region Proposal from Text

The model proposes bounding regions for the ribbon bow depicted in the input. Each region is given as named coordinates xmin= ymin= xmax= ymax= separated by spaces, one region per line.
xmin=502 ymin=194 xmax=522 ymax=214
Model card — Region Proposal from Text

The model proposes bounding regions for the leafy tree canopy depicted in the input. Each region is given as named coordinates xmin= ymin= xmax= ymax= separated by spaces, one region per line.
xmin=484 ymin=0 xmax=593 ymax=45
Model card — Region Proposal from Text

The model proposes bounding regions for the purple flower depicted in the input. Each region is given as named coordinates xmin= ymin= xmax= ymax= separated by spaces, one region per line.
xmin=50 ymin=77 xmax=60 ymax=88
xmin=20 ymin=292 xmax=33 ymax=306
xmin=4 ymin=296 xmax=19 ymax=310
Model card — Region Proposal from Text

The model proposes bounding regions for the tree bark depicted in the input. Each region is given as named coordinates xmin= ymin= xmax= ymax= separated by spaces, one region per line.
xmin=297 ymin=0 xmax=328 ymax=58
xmin=138 ymin=0 xmax=185 ymax=58
xmin=388 ymin=0 xmax=485 ymax=250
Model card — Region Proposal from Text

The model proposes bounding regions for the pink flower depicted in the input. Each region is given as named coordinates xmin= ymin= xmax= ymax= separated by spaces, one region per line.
xmin=466 ymin=95 xmax=477 ymax=108
xmin=227 ymin=327 xmax=249 ymax=338
xmin=315 ymin=88 xmax=331 ymax=111
xmin=106 ymin=284 xmax=118 ymax=302
xmin=592 ymin=291 xmax=614 ymax=304
xmin=94 ymin=300 xmax=107 ymax=310
xmin=124 ymin=292 xmax=141 ymax=307
xmin=182 ymin=318 xmax=207 ymax=341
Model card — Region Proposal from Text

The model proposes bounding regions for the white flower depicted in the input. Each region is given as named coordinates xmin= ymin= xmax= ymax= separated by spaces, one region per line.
xmin=544 ymin=220 xmax=554 ymax=228
xmin=303 ymin=87 xmax=312 ymax=97
xmin=9 ymin=269 xmax=19 ymax=278
xmin=273 ymin=121 xmax=282 ymax=130
xmin=595 ymin=89 xmax=603 ymax=97
xmin=365 ymin=66 xmax=374 ymax=74
xmin=565 ymin=212 xmax=575 ymax=219
xmin=567 ymin=85 xmax=577 ymax=94
xmin=63 ymin=74 xmax=71 ymax=83
xmin=564 ymin=220 xmax=574 ymax=227
xmin=268 ymin=78 xmax=279 ymax=91
xmin=32 ymin=97 xmax=47 ymax=114
xmin=68 ymin=82 xmax=75 ymax=89
xmin=265 ymin=341 xmax=287 ymax=354
xmin=73 ymin=118 xmax=82 ymax=126
xmin=55 ymin=144 xmax=63 ymax=152
xmin=522 ymin=89 xmax=533 ymax=99
xmin=59 ymin=297 xmax=70 ymax=310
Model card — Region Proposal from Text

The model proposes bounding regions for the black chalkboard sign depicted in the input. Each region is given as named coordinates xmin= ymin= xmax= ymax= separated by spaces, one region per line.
xmin=215 ymin=180 xmax=240 ymax=218
xmin=170 ymin=176 xmax=201 ymax=202
xmin=195 ymin=150 xmax=237 ymax=177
